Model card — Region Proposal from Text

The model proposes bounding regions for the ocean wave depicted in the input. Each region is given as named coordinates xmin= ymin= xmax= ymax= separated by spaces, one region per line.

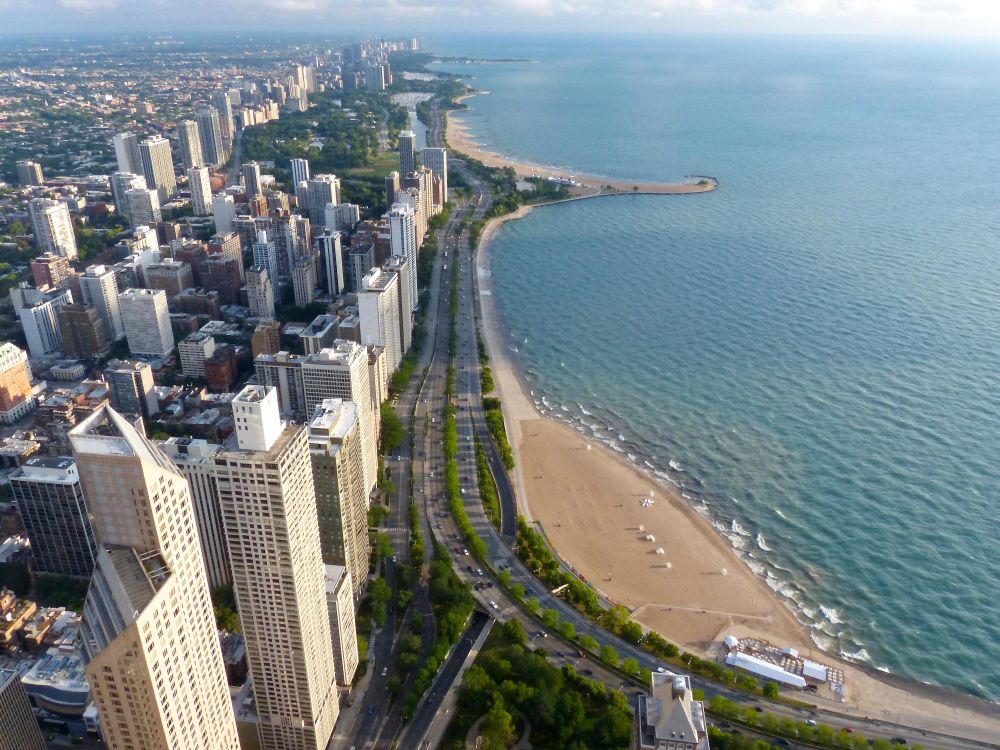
xmin=669 ymin=459 xmax=682 ymax=471
xmin=774 ymin=508 xmax=789 ymax=521
xmin=627 ymin=453 xmax=638 ymax=463
xmin=578 ymin=404 xmax=593 ymax=416
xmin=820 ymin=605 xmax=844 ymax=625
xmin=731 ymin=519 xmax=751 ymax=537
xmin=756 ymin=533 xmax=772 ymax=552
xmin=839 ymin=647 xmax=871 ymax=663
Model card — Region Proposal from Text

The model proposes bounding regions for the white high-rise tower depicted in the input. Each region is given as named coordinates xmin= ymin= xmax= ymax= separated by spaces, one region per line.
xmin=214 ymin=386 xmax=340 ymax=750
xmin=70 ymin=407 xmax=241 ymax=750
xmin=389 ymin=202 xmax=418 ymax=310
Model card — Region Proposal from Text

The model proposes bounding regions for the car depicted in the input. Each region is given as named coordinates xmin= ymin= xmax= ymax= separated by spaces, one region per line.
xmin=489 ymin=600 xmax=498 ymax=609
xmin=753 ymin=706 xmax=763 ymax=713
xmin=476 ymin=568 xmax=483 ymax=576
xmin=890 ymin=739 xmax=907 ymax=746
xmin=805 ymin=719 xmax=817 ymax=726
xmin=582 ymin=669 xmax=593 ymax=676
xmin=774 ymin=740 xmax=791 ymax=747
xmin=366 ymin=705 xmax=375 ymax=716
xmin=391 ymin=555 xmax=397 ymax=563
xmin=463 ymin=548 xmax=469 ymax=556
xmin=381 ymin=667 xmax=388 ymax=677
xmin=656 ymin=667 xmax=668 ymax=674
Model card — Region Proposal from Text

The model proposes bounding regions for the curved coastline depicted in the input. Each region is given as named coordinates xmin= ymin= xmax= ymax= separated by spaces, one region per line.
xmin=469 ymin=170 xmax=1000 ymax=744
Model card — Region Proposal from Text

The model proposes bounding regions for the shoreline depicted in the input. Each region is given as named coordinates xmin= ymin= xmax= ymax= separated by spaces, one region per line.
xmin=447 ymin=93 xmax=717 ymax=196
xmin=473 ymin=204 xmax=1000 ymax=744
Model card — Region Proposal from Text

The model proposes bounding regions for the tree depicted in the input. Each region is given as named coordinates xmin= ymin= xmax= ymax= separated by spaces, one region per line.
xmin=578 ymin=635 xmax=598 ymax=652
xmin=541 ymin=608 xmax=560 ymax=630
xmin=599 ymin=644 xmax=619 ymax=667
xmin=503 ymin=618 xmax=527 ymax=646
xmin=525 ymin=598 xmax=541 ymax=615
xmin=481 ymin=702 xmax=515 ymax=747
xmin=559 ymin=620 xmax=576 ymax=641
xmin=621 ymin=657 xmax=639 ymax=675
xmin=510 ymin=582 xmax=525 ymax=599
xmin=379 ymin=402 xmax=405 ymax=453
xmin=620 ymin=620 xmax=644 ymax=644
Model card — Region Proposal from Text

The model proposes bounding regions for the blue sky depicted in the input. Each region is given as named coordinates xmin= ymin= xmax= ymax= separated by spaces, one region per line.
xmin=2 ymin=0 xmax=1000 ymax=36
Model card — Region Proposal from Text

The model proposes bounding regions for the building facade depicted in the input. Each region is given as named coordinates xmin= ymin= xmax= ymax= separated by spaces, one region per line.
xmin=0 ymin=343 xmax=34 ymax=424
xmin=139 ymin=136 xmax=177 ymax=204
xmin=118 ymin=288 xmax=175 ymax=358
xmin=0 ymin=669 xmax=46 ymax=750
xmin=28 ymin=199 xmax=77 ymax=259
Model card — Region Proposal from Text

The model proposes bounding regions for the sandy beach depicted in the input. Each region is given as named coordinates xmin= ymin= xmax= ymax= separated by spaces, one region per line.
xmin=474 ymin=208 xmax=1000 ymax=744
xmin=447 ymin=95 xmax=717 ymax=196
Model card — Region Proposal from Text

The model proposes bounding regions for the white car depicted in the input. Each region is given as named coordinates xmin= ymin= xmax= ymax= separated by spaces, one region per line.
xmin=489 ymin=601 xmax=498 ymax=609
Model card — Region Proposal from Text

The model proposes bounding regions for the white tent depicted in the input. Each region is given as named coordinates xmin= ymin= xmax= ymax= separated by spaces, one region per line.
xmin=802 ymin=660 xmax=828 ymax=682
xmin=725 ymin=652 xmax=806 ymax=688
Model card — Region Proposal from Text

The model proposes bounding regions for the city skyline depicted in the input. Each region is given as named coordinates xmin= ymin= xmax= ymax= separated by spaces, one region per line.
xmin=3 ymin=1 xmax=1000 ymax=36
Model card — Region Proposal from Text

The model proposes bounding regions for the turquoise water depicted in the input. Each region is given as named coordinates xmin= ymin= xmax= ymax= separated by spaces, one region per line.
xmin=432 ymin=35 xmax=1000 ymax=700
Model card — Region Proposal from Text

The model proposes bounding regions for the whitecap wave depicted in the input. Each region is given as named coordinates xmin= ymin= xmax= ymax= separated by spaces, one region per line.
xmin=839 ymin=647 xmax=870 ymax=663
xmin=731 ymin=519 xmax=751 ymax=537
xmin=669 ymin=459 xmax=682 ymax=471
xmin=820 ymin=605 xmax=844 ymax=625
xmin=756 ymin=533 xmax=772 ymax=552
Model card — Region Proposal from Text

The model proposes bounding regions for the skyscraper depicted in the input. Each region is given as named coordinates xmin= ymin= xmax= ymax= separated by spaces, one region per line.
xmin=0 ymin=343 xmax=33 ymax=424
xmin=196 ymin=106 xmax=225 ymax=167
xmin=358 ymin=266 xmax=402 ymax=371
xmin=301 ymin=341 xmax=378 ymax=496
xmin=110 ymin=171 xmax=147 ymax=222
xmin=212 ymin=193 xmax=237 ymax=234
xmin=58 ymin=304 xmax=110 ymax=360
xmin=324 ymin=565 xmax=359 ymax=686
xmin=79 ymin=264 xmax=125 ymax=341
xmin=214 ymin=386 xmax=340 ymax=750
xmin=211 ymin=90 xmax=235 ymax=142
xmin=290 ymin=157 xmax=310 ymax=187
xmin=246 ymin=267 xmax=275 ymax=319
xmin=251 ymin=229 xmax=280 ymax=283
xmin=30 ymin=252 xmax=73 ymax=291
xmin=158 ymin=438 xmax=230 ymax=590
xmin=389 ymin=202 xmax=418 ymax=310
xmin=28 ymin=198 xmax=77 ymax=259
xmin=16 ymin=160 xmax=43 ymax=187
xmin=307 ymin=174 xmax=340 ymax=226
xmin=398 ymin=130 xmax=416 ymax=176
xmin=420 ymin=147 xmax=448 ymax=206
xmin=113 ymin=132 xmax=142 ymax=174
xmin=124 ymin=187 xmax=162 ymax=228
xmin=139 ymin=135 xmax=177 ymax=204
xmin=0 ymin=669 xmax=46 ymax=750
xmin=383 ymin=255 xmax=413 ymax=354
xmin=103 ymin=359 xmax=158 ymax=420
xmin=118 ymin=288 xmax=174 ymax=358
xmin=10 ymin=284 xmax=72 ymax=359
xmin=242 ymin=161 xmax=263 ymax=201
xmin=292 ymin=253 xmax=317 ymax=308
xmin=176 ymin=120 xmax=204 ymax=169
xmin=385 ymin=170 xmax=399 ymax=209
xmin=188 ymin=165 xmax=213 ymax=216
xmin=70 ymin=407 xmax=241 ymax=750
xmin=316 ymin=229 xmax=345 ymax=296
xmin=10 ymin=457 xmax=96 ymax=578
xmin=308 ymin=399 xmax=369 ymax=599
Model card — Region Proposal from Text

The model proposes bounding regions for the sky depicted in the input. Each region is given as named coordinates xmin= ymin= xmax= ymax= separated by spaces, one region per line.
xmin=3 ymin=0 xmax=1000 ymax=36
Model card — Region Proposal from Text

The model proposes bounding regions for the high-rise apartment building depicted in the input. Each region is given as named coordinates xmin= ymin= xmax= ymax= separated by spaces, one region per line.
xmin=211 ymin=90 xmax=235 ymax=142
xmin=0 ymin=343 xmax=33 ymax=424
xmin=315 ymin=229 xmax=345 ymax=295
xmin=10 ymin=284 xmax=73 ymax=359
xmin=251 ymin=319 xmax=281 ymax=357
xmin=252 ymin=229 xmax=279 ymax=283
xmin=28 ymin=198 xmax=77 ymax=259
xmin=30 ymin=253 xmax=73 ymax=291
xmin=113 ymin=132 xmax=142 ymax=174
xmin=388 ymin=202 xmax=418 ymax=311
xmin=398 ymin=130 xmax=416 ymax=176
xmin=307 ymin=174 xmax=340 ymax=226
xmin=103 ymin=359 xmax=158 ymax=420
xmin=196 ymin=106 xmax=225 ymax=166
xmin=212 ymin=193 xmax=237 ymax=235
xmin=358 ymin=266 xmax=402 ymax=372
xmin=242 ymin=161 xmax=263 ymax=201
xmin=176 ymin=120 xmax=204 ymax=169
xmin=178 ymin=332 xmax=216 ymax=379
xmin=309 ymin=399 xmax=369 ymax=600
xmin=79 ymin=264 xmax=125 ymax=340
xmin=290 ymin=157 xmax=310 ymax=187
xmin=420 ymin=147 xmax=448 ymax=206
xmin=70 ymin=407 xmax=241 ymax=750
xmin=324 ymin=565 xmax=359 ymax=686
xmin=188 ymin=165 xmax=213 ymax=215
xmin=110 ymin=171 xmax=146 ymax=222
xmin=292 ymin=253 xmax=317 ymax=308
xmin=385 ymin=170 xmax=399 ymax=209
xmin=16 ymin=160 xmax=43 ymax=187
xmin=139 ymin=136 xmax=177 ymax=204
xmin=383 ymin=255 xmax=413 ymax=354
xmin=158 ymin=438 xmax=230 ymax=590
xmin=401 ymin=166 xmax=434 ymax=233
xmin=58 ymin=304 xmax=110 ymax=360
xmin=246 ymin=267 xmax=275 ymax=319
xmin=145 ymin=259 xmax=194 ymax=302
xmin=125 ymin=187 xmax=162 ymax=228
xmin=118 ymin=288 xmax=174 ymax=358
xmin=10 ymin=457 xmax=96 ymax=578
xmin=301 ymin=342 xmax=378 ymax=496
xmin=0 ymin=669 xmax=46 ymax=750
xmin=214 ymin=386 xmax=340 ymax=750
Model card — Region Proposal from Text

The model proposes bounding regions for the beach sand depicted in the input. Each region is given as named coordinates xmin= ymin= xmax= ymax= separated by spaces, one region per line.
xmin=475 ymin=209 xmax=1000 ymax=744
xmin=447 ymin=96 xmax=716 ymax=196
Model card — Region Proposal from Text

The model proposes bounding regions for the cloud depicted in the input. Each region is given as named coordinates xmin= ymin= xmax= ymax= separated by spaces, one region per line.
xmin=57 ymin=0 xmax=118 ymax=9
